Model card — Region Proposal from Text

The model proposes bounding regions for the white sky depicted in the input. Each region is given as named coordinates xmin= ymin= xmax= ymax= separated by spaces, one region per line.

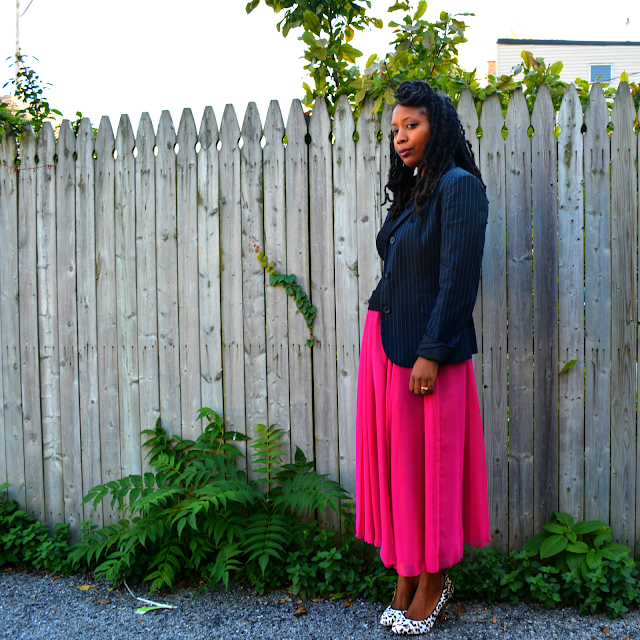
xmin=1 ymin=0 xmax=638 ymax=132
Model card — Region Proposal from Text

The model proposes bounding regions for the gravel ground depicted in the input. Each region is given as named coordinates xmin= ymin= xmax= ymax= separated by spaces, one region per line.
xmin=1 ymin=568 xmax=639 ymax=640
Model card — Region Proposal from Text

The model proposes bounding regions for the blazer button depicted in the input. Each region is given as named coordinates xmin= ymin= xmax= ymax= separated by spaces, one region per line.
xmin=383 ymin=306 xmax=390 ymax=314
xmin=389 ymin=237 xmax=396 ymax=244
xmin=384 ymin=272 xmax=390 ymax=279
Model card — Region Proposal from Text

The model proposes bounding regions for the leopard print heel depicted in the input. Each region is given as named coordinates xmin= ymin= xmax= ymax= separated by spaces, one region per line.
xmin=380 ymin=587 xmax=407 ymax=626
xmin=391 ymin=572 xmax=454 ymax=635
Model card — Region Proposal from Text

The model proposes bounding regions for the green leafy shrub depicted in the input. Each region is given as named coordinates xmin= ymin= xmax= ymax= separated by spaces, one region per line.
xmin=449 ymin=511 xmax=640 ymax=619
xmin=0 ymin=485 xmax=77 ymax=574
xmin=71 ymin=409 xmax=349 ymax=592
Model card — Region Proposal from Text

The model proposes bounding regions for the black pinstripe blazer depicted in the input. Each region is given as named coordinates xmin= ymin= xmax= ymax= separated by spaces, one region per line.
xmin=371 ymin=161 xmax=488 ymax=367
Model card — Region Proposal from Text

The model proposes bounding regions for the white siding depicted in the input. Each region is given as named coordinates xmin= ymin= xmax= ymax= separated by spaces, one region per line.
xmin=497 ymin=43 xmax=640 ymax=87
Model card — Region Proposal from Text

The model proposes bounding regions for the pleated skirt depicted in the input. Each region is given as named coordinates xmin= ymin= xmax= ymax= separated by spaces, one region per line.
xmin=355 ymin=310 xmax=491 ymax=576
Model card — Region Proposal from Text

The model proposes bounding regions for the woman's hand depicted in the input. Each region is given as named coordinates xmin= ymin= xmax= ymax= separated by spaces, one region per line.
xmin=410 ymin=357 xmax=439 ymax=395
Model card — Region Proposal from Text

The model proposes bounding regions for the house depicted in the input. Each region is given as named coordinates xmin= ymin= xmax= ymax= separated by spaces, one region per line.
xmin=491 ymin=39 xmax=640 ymax=88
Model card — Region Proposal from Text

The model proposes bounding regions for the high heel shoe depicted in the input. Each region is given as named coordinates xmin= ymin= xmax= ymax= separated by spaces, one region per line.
xmin=379 ymin=587 xmax=407 ymax=627
xmin=391 ymin=572 xmax=454 ymax=635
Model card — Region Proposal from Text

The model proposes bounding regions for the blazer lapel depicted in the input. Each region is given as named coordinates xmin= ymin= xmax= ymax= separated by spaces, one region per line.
xmin=384 ymin=202 xmax=416 ymax=237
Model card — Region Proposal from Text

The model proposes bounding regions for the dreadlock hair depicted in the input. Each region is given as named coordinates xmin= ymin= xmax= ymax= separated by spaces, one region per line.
xmin=383 ymin=80 xmax=485 ymax=220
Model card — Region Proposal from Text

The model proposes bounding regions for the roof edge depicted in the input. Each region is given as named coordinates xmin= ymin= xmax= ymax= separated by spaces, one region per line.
xmin=497 ymin=38 xmax=640 ymax=46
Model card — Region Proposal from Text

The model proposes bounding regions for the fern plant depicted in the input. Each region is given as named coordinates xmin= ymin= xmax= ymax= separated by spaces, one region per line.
xmin=71 ymin=408 xmax=349 ymax=592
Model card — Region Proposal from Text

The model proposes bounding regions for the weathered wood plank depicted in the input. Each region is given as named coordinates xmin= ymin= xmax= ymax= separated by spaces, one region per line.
xmin=95 ymin=117 xmax=120 ymax=524
xmin=75 ymin=118 xmax=102 ymax=525
xmin=220 ymin=105 xmax=247 ymax=469
xmin=17 ymin=125 xmax=44 ymax=520
xmin=285 ymin=100 xmax=314 ymax=469
xmin=457 ymin=90 xmax=483 ymax=421
xmin=56 ymin=121 xmax=83 ymax=537
xmin=36 ymin=122 xmax=63 ymax=526
xmin=557 ymin=84 xmax=585 ymax=522
xmin=0 ymin=136 xmax=5 ymax=497
xmin=115 ymin=115 xmax=141 ymax=477
xmin=333 ymin=95 xmax=360 ymax=529
xmin=532 ymin=85 xmax=559 ymax=532
xmin=177 ymin=109 xmax=202 ymax=439
xmin=583 ymin=84 xmax=611 ymax=526
xmin=135 ymin=113 xmax=160 ymax=472
xmin=0 ymin=130 xmax=25 ymax=507
xmin=240 ymin=103 xmax=267 ymax=481
xmin=479 ymin=94 xmax=508 ymax=552
xmin=198 ymin=107 xmax=224 ymax=415
xmin=610 ymin=83 xmax=637 ymax=549
xmin=504 ymin=88 xmax=533 ymax=550
xmin=356 ymin=98 xmax=381 ymax=343
xmin=156 ymin=111 xmax=182 ymax=438
xmin=379 ymin=101 xmax=393 ymax=232
xmin=263 ymin=101 xmax=291 ymax=463
xmin=309 ymin=98 xmax=339 ymax=532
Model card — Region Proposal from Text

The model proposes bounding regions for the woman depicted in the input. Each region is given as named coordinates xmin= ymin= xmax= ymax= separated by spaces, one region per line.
xmin=355 ymin=80 xmax=491 ymax=635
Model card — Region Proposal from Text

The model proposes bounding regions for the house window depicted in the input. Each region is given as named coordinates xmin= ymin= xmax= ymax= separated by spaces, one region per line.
xmin=590 ymin=64 xmax=612 ymax=83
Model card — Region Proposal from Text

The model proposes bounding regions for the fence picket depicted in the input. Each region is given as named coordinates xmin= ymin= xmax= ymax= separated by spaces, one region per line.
xmin=557 ymin=85 xmax=585 ymax=522
xmin=156 ymin=111 xmax=181 ymax=438
xmin=56 ymin=121 xmax=83 ymax=537
xmin=584 ymin=84 xmax=611 ymax=526
xmin=95 ymin=117 xmax=120 ymax=524
xmin=0 ymin=130 xmax=24 ymax=508
xmin=610 ymin=83 xmax=637 ymax=549
xmin=333 ymin=95 xmax=359 ymax=521
xmin=37 ymin=122 xmax=64 ymax=526
xmin=532 ymin=86 xmax=559 ymax=532
xmin=505 ymin=88 xmax=534 ymax=550
xmin=17 ymin=125 xmax=43 ymax=520
xmin=356 ymin=98 xmax=381 ymax=343
xmin=379 ymin=102 xmax=393 ymax=231
xmin=198 ymin=107 xmax=224 ymax=415
xmin=76 ymin=118 xmax=102 ymax=525
xmin=285 ymin=100 xmax=314 ymax=467
xmin=136 ymin=113 xmax=160 ymax=471
xmin=263 ymin=101 xmax=291 ymax=462
xmin=115 ymin=116 xmax=141 ymax=477
xmin=457 ymin=90 xmax=483 ymax=418
xmin=479 ymin=94 xmax=508 ymax=552
xmin=309 ymin=98 xmax=339 ymax=531
xmin=177 ymin=109 xmax=202 ymax=439
xmin=240 ymin=103 xmax=267 ymax=479
xmin=220 ymin=105 xmax=247 ymax=469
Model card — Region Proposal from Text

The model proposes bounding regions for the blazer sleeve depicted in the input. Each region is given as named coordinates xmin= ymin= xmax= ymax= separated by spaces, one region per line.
xmin=415 ymin=172 xmax=488 ymax=362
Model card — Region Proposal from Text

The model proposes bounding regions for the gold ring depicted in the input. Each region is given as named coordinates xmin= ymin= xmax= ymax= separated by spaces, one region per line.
xmin=421 ymin=386 xmax=429 ymax=391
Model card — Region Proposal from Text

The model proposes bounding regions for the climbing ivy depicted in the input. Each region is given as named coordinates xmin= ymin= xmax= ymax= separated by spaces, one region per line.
xmin=251 ymin=238 xmax=316 ymax=347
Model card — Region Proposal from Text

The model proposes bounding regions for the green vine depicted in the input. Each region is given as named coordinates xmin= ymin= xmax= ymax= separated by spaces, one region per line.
xmin=251 ymin=237 xmax=316 ymax=347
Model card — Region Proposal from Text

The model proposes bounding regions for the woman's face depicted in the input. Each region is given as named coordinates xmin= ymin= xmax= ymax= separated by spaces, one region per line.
xmin=391 ymin=104 xmax=431 ymax=169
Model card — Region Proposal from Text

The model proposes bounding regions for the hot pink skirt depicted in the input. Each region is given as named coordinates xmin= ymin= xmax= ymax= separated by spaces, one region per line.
xmin=355 ymin=310 xmax=491 ymax=576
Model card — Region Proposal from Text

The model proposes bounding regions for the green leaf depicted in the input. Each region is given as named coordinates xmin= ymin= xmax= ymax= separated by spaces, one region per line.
xmin=553 ymin=511 xmax=575 ymax=528
xmin=303 ymin=10 xmax=321 ymax=36
xmin=245 ymin=0 xmax=260 ymax=14
xmin=366 ymin=53 xmax=377 ymax=68
xmin=521 ymin=531 xmax=550 ymax=555
xmin=543 ymin=522 xmax=567 ymax=535
xmin=540 ymin=534 xmax=568 ymax=559
xmin=559 ymin=359 xmax=577 ymax=374
xmin=573 ymin=520 xmax=608 ymax=535
xmin=414 ymin=0 xmax=428 ymax=20
xmin=388 ymin=1 xmax=411 ymax=12
xmin=548 ymin=61 xmax=563 ymax=76
xmin=306 ymin=339 xmax=314 ymax=348
xmin=565 ymin=541 xmax=589 ymax=554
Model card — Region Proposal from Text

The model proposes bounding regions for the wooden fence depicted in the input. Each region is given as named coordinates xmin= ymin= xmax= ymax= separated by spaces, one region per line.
xmin=1 ymin=83 xmax=639 ymax=557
